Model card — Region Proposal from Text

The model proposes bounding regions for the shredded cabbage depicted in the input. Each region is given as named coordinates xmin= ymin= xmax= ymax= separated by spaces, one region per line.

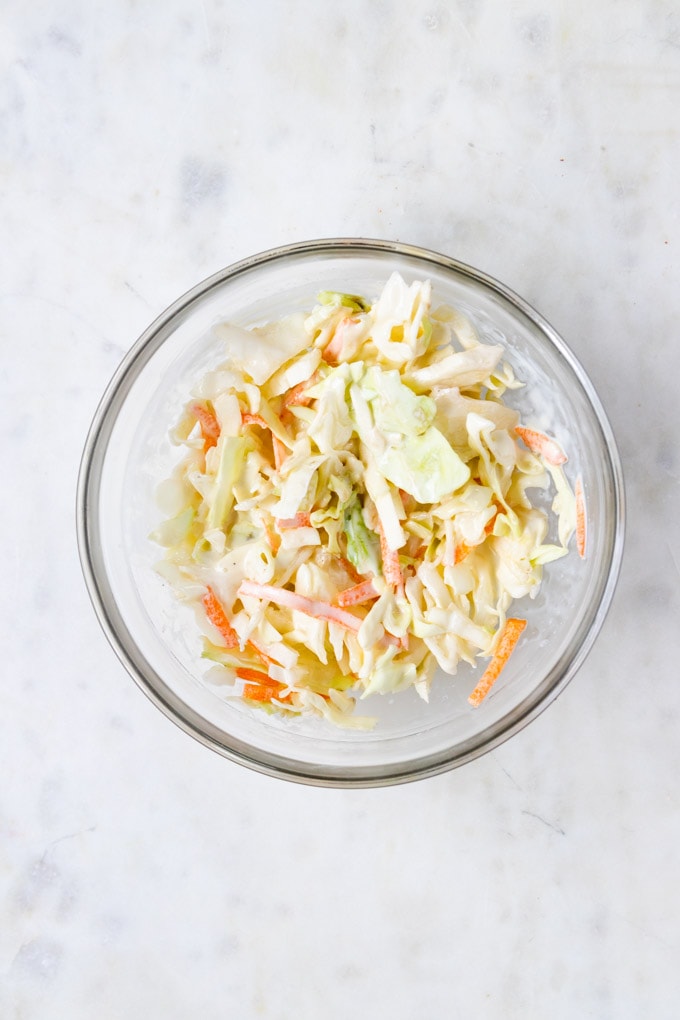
xmin=154 ymin=272 xmax=582 ymax=728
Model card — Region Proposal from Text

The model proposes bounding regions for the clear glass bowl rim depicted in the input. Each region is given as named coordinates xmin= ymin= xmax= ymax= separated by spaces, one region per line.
xmin=76 ymin=237 xmax=625 ymax=787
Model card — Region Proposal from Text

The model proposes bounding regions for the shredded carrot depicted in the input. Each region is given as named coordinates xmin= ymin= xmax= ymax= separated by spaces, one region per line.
xmin=235 ymin=666 xmax=272 ymax=684
xmin=192 ymin=404 xmax=221 ymax=449
xmin=575 ymin=476 xmax=587 ymax=559
xmin=241 ymin=408 xmax=293 ymax=451
xmin=262 ymin=518 xmax=281 ymax=555
xmin=454 ymin=542 xmax=473 ymax=565
xmin=403 ymin=534 xmax=425 ymax=561
xmin=468 ymin=618 xmax=527 ymax=707
xmin=244 ymin=683 xmax=291 ymax=703
xmin=321 ymin=349 xmax=336 ymax=365
xmin=282 ymin=373 xmax=319 ymax=408
xmin=322 ymin=317 xmax=358 ymax=364
xmin=236 ymin=668 xmax=290 ymax=703
xmin=241 ymin=412 xmax=269 ymax=429
xmin=238 ymin=580 xmax=363 ymax=633
xmin=241 ymin=683 xmax=273 ymax=702
xmin=515 ymin=425 xmax=567 ymax=466
xmin=337 ymin=556 xmax=365 ymax=585
xmin=239 ymin=411 xmax=291 ymax=474
xmin=454 ymin=512 xmax=497 ymax=565
xmin=398 ymin=489 xmax=415 ymax=511
xmin=276 ymin=512 xmax=311 ymax=530
xmin=336 ymin=580 xmax=379 ymax=607
xmin=203 ymin=588 xmax=287 ymax=667
xmin=202 ymin=586 xmax=239 ymax=648
xmin=246 ymin=639 xmax=278 ymax=667
xmin=272 ymin=435 xmax=287 ymax=471
xmin=376 ymin=519 xmax=404 ymax=593
xmin=485 ymin=511 xmax=498 ymax=535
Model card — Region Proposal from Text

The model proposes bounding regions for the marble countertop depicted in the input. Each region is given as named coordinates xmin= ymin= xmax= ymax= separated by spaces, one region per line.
xmin=2 ymin=2 xmax=679 ymax=1017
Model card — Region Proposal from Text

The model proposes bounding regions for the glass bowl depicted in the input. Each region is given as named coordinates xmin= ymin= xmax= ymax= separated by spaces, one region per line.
xmin=77 ymin=239 xmax=624 ymax=787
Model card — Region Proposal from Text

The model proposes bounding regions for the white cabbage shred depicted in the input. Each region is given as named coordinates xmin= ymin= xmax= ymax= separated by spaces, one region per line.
xmin=153 ymin=273 xmax=579 ymax=728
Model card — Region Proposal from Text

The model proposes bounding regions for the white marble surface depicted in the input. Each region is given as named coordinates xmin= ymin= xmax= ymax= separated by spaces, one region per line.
xmin=2 ymin=1 xmax=679 ymax=1016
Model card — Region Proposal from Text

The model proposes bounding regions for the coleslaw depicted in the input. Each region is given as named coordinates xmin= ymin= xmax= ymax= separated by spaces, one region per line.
xmin=152 ymin=273 xmax=583 ymax=728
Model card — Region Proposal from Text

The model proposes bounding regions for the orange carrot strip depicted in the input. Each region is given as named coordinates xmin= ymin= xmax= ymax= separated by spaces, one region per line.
xmin=376 ymin=519 xmax=404 ymax=593
xmin=263 ymin=518 xmax=281 ymax=555
xmin=203 ymin=589 xmax=288 ymax=669
xmin=404 ymin=534 xmax=425 ymax=560
xmin=336 ymin=580 xmax=379 ymax=607
xmin=276 ymin=512 xmax=311 ymax=530
xmin=454 ymin=542 xmax=473 ymax=565
xmin=246 ymin=640 xmax=275 ymax=667
xmin=272 ymin=435 xmax=287 ymax=471
xmin=238 ymin=580 xmax=363 ymax=633
xmin=239 ymin=412 xmax=289 ymax=474
xmin=454 ymin=512 xmax=497 ymax=565
xmin=241 ymin=412 xmax=269 ymax=428
xmin=236 ymin=668 xmax=292 ymax=703
xmin=468 ymin=618 xmax=527 ymax=707
xmin=515 ymin=425 xmax=567 ymax=466
xmin=241 ymin=683 xmax=274 ymax=702
xmin=337 ymin=556 xmax=365 ymax=585
xmin=575 ymin=476 xmax=587 ymax=559
xmin=193 ymin=404 xmax=221 ymax=449
xmin=282 ymin=373 xmax=319 ymax=407
xmin=322 ymin=346 xmax=339 ymax=365
xmin=322 ymin=318 xmax=359 ymax=364
xmin=246 ymin=638 xmax=295 ymax=669
xmin=235 ymin=667 xmax=272 ymax=684
xmin=485 ymin=512 xmax=497 ymax=535
xmin=202 ymin=586 xmax=239 ymax=648
xmin=398 ymin=489 xmax=414 ymax=508
xmin=242 ymin=682 xmax=291 ymax=703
